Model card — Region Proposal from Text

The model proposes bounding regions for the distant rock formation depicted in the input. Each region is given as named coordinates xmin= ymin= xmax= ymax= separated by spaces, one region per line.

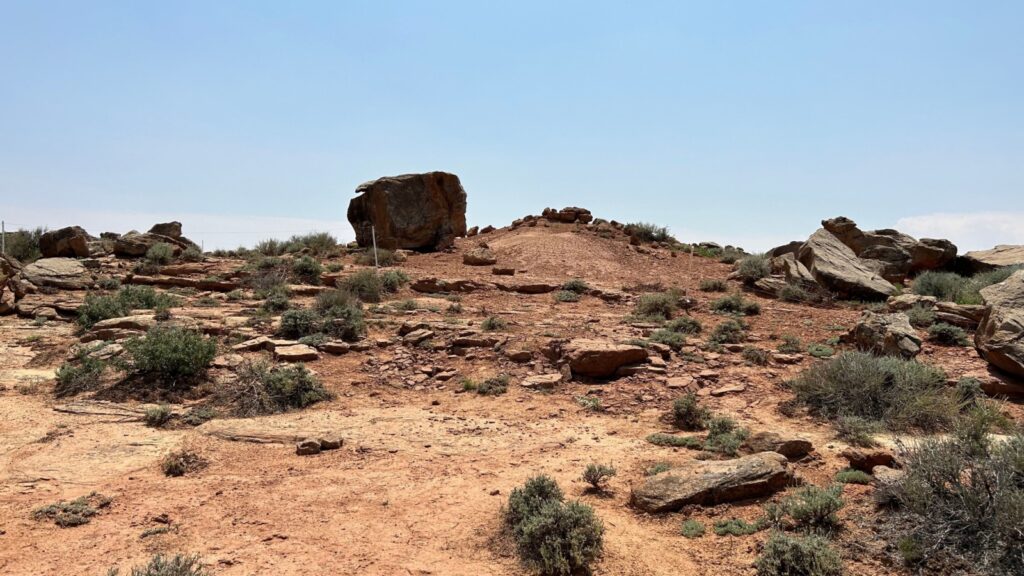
xmin=347 ymin=172 xmax=467 ymax=251
xmin=975 ymin=269 xmax=1024 ymax=379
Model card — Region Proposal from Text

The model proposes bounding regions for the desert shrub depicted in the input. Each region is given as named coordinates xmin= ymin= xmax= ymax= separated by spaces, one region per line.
xmin=806 ymin=343 xmax=834 ymax=359
xmin=481 ymin=315 xmax=508 ymax=331
xmin=625 ymin=222 xmax=674 ymax=243
xmin=394 ymin=298 xmax=418 ymax=312
xmin=54 ymin=355 xmax=105 ymax=397
xmin=703 ymin=416 xmax=749 ymax=456
xmin=355 ymin=247 xmax=395 ymax=266
xmin=260 ymin=286 xmax=291 ymax=312
xmin=835 ymin=416 xmax=879 ymax=447
xmin=77 ymin=286 xmax=179 ymax=329
xmin=247 ymin=267 xmax=290 ymax=298
xmin=380 ymin=269 xmax=410 ymax=293
xmin=326 ymin=262 xmax=343 ymax=273
xmin=787 ymin=351 xmax=956 ymax=432
xmin=718 ymin=247 xmax=745 ymax=263
xmin=756 ymin=532 xmax=842 ymax=576
xmin=834 ymin=469 xmax=873 ymax=484
xmin=476 ymin=375 xmax=509 ymax=396
xmin=321 ymin=303 xmax=365 ymax=342
xmin=181 ymin=406 xmax=215 ymax=426
xmin=161 ymin=449 xmax=208 ymax=477
xmin=959 ymin=265 xmax=1024 ymax=305
xmin=144 ymin=404 xmax=172 ymax=427
xmin=912 ymin=271 xmax=966 ymax=302
xmin=4 ymin=227 xmax=45 ymax=263
xmin=632 ymin=291 xmax=679 ymax=321
xmin=256 ymin=256 xmax=282 ymax=270
xmin=649 ymin=329 xmax=684 ymax=350
xmin=665 ymin=316 xmax=702 ymax=334
xmin=646 ymin=462 xmax=672 ymax=475
xmin=341 ymin=269 xmax=383 ymax=302
xmin=581 ymin=463 xmax=616 ymax=490
xmin=882 ymin=431 xmax=1024 ymax=574
xmin=927 ymin=322 xmax=969 ymax=346
xmin=225 ymin=289 xmax=245 ymax=301
xmin=673 ymin=393 xmax=710 ymax=430
xmin=98 ymin=277 xmax=122 ymax=290
xmin=779 ymin=283 xmax=812 ymax=303
xmin=714 ymin=518 xmax=762 ymax=536
xmin=576 ymin=395 xmax=603 ymax=412
xmin=906 ymin=304 xmax=936 ymax=328
xmin=504 ymin=476 xmax=604 ymax=576
xmin=772 ymin=485 xmax=844 ymax=533
xmin=711 ymin=293 xmax=760 ymax=315
xmin=317 ymin=289 xmax=356 ymax=313
xmin=229 ymin=361 xmax=332 ymax=416
xmin=777 ymin=334 xmax=803 ymax=354
xmin=115 ymin=553 xmax=210 ymax=576
xmin=194 ymin=296 xmax=220 ymax=308
xmin=647 ymin=433 xmax=702 ymax=448
xmin=123 ymin=327 xmax=217 ymax=388
xmin=254 ymin=238 xmax=287 ymax=256
xmin=562 ymin=278 xmax=589 ymax=293
xmin=736 ymin=253 xmax=770 ymax=284
xmin=146 ymin=243 xmax=175 ymax=265
xmin=291 ymin=255 xmax=323 ymax=285
xmin=699 ymin=278 xmax=728 ymax=292
xmin=710 ymin=319 xmax=746 ymax=344
xmin=180 ymin=246 xmax=203 ymax=262
xmin=285 ymin=231 xmax=337 ymax=256
xmin=33 ymin=492 xmax=111 ymax=528
xmin=742 ymin=346 xmax=771 ymax=366
xmin=277 ymin=308 xmax=322 ymax=339
xmin=955 ymin=377 xmax=984 ymax=407
xmin=553 ymin=290 xmax=580 ymax=303
xmin=681 ymin=519 xmax=705 ymax=538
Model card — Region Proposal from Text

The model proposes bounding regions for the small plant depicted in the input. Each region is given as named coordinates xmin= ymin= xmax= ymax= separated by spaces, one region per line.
xmin=575 ymin=395 xmax=603 ymax=412
xmin=277 ymin=308 xmax=323 ymax=339
xmin=228 ymin=361 xmax=332 ymax=416
xmin=632 ymin=290 xmax=679 ymax=321
xmin=625 ymin=222 xmax=674 ymax=243
xmin=710 ymin=319 xmax=746 ymax=344
xmin=481 ymin=315 xmax=508 ymax=331
xmin=665 ymin=316 xmax=702 ymax=334
xmin=161 ymin=448 xmax=208 ymax=477
xmin=144 ymin=404 xmax=172 ymax=428
xmin=77 ymin=286 xmax=180 ymax=329
xmin=699 ymin=278 xmax=728 ymax=292
xmin=476 ymin=374 xmax=509 ymax=396
xmin=291 ymin=255 xmax=323 ymax=285
xmin=736 ymin=253 xmax=770 ymax=284
xmin=581 ymin=463 xmax=616 ymax=491
xmin=647 ymin=433 xmax=702 ymax=448
xmin=714 ymin=518 xmax=762 ymax=536
xmin=927 ymin=322 xmax=969 ymax=346
xmin=780 ymin=283 xmax=812 ymax=303
xmin=756 ymin=532 xmax=842 ymax=576
xmin=774 ymin=485 xmax=844 ymax=533
xmin=260 ymin=286 xmax=291 ymax=312
xmin=835 ymin=416 xmax=879 ymax=447
xmin=181 ymin=406 xmax=216 ymax=426
xmin=562 ymin=278 xmax=589 ymax=293
xmin=906 ymin=304 xmax=936 ymax=328
xmin=703 ymin=416 xmax=750 ymax=456
xmin=341 ymin=269 xmax=383 ymax=302
xmin=326 ymin=262 xmax=343 ymax=273
xmin=380 ymin=269 xmax=410 ymax=293
xmin=54 ymin=355 xmax=105 ymax=397
xmin=33 ymin=492 xmax=111 ymax=527
xmin=123 ymin=327 xmax=217 ymax=389
xmin=742 ymin=346 xmax=771 ymax=366
xmin=225 ymin=289 xmax=246 ymax=301
xmin=98 ymin=277 xmax=122 ymax=290
xmin=553 ymin=290 xmax=580 ymax=303
xmin=193 ymin=296 xmax=220 ymax=308
xmin=710 ymin=293 xmax=760 ymax=315
xmin=146 ymin=243 xmax=175 ymax=265
xmin=180 ymin=246 xmax=203 ymax=262
xmin=355 ymin=247 xmax=395 ymax=266
xmin=834 ymin=468 xmax=873 ymax=485
xmin=673 ymin=393 xmax=710 ymax=430
xmin=646 ymin=462 xmax=672 ymax=475
xmin=649 ymin=328 xmax=685 ymax=350
xmin=111 ymin=553 xmax=210 ymax=576
xmin=681 ymin=519 xmax=705 ymax=538
xmin=806 ymin=343 xmax=834 ymax=358
xmin=777 ymin=334 xmax=803 ymax=354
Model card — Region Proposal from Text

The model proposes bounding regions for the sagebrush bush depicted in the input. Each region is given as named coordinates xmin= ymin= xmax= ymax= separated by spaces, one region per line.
xmin=699 ymin=278 xmax=728 ymax=292
xmin=3 ymin=227 xmax=44 ymax=263
xmin=254 ymin=238 xmax=287 ymax=256
xmin=649 ymin=329 xmax=685 ymax=350
xmin=553 ymin=290 xmax=580 ymax=303
xmin=711 ymin=293 xmax=760 ymax=315
xmin=780 ymin=283 xmax=812 ymax=303
xmin=581 ymin=463 xmax=616 ymax=490
xmin=647 ymin=433 xmax=702 ymax=448
xmin=703 ymin=416 xmax=749 ymax=456
xmin=742 ymin=346 xmax=771 ymax=366
xmin=927 ymin=322 xmax=969 ymax=346
xmin=476 ymin=375 xmax=509 ymax=395
xmin=54 ymin=355 xmax=105 ymax=397
xmin=355 ymin=247 xmax=395 ymax=266
xmin=906 ymin=304 xmax=936 ymax=328
xmin=625 ymin=222 xmax=674 ymax=243
xmin=673 ymin=393 xmax=710 ymax=430
xmin=912 ymin=271 xmax=966 ymax=302
xmin=77 ymin=286 xmax=179 ymax=329
xmin=180 ymin=246 xmax=203 ymax=262
xmin=261 ymin=286 xmax=291 ymax=312
xmin=123 ymin=327 xmax=217 ymax=388
xmin=736 ymin=253 xmax=770 ymax=284
xmin=277 ymin=308 xmax=322 ymax=339
xmin=229 ymin=361 xmax=332 ymax=416
xmin=291 ymin=255 xmax=323 ymax=285
xmin=710 ymin=319 xmax=746 ymax=344
xmin=771 ymin=485 xmax=844 ymax=533
xmin=247 ymin=267 xmax=290 ymax=298
xmin=285 ymin=231 xmax=338 ymax=255
xmin=681 ymin=519 xmax=705 ymax=538
xmin=562 ymin=278 xmax=589 ymax=293
xmin=481 ymin=315 xmax=508 ymax=331
xmin=806 ymin=343 xmax=834 ymax=359
xmin=113 ymin=553 xmax=210 ymax=576
xmin=834 ymin=469 xmax=873 ymax=485
xmin=33 ymin=492 xmax=111 ymax=528
xmin=632 ymin=291 xmax=679 ymax=321
xmin=341 ymin=269 xmax=383 ymax=302
xmin=665 ymin=316 xmax=702 ymax=334
xmin=714 ymin=518 xmax=762 ymax=536
xmin=756 ymin=532 xmax=842 ymax=576
xmin=504 ymin=476 xmax=604 ymax=576
xmin=835 ymin=416 xmax=879 ymax=447
xmin=787 ymin=351 xmax=956 ymax=432
xmin=161 ymin=449 xmax=207 ymax=477
xmin=144 ymin=404 xmax=172 ymax=427
xmin=380 ymin=269 xmax=410 ymax=293
xmin=146 ymin=243 xmax=175 ymax=265
xmin=777 ymin=334 xmax=803 ymax=354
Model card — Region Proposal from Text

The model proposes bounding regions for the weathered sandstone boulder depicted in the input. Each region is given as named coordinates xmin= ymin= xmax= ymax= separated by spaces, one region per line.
xmin=741 ymin=432 xmax=813 ymax=460
xmin=20 ymin=258 xmax=93 ymax=290
xmin=962 ymin=245 xmax=1024 ymax=273
xmin=463 ymin=246 xmax=497 ymax=266
xmin=631 ymin=452 xmax=792 ymax=512
xmin=798 ymin=229 xmax=897 ymax=300
xmin=39 ymin=226 xmax=91 ymax=258
xmin=562 ymin=339 xmax=648 ymax=378
xmin=347 ymin=172 xmax=467 ymax=251
xmin=845 ymin=311 xmax=922 ymax=359
xmin=975 ymin=270 xmax=1024 ymax=378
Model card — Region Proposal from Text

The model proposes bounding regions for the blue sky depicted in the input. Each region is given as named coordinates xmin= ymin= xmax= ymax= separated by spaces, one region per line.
xmin=1 ymin=1 xmax=1022 ymax=250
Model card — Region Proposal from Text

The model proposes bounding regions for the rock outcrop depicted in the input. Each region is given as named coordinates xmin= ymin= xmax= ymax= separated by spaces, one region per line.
xmin=560 ymin=339 xmax=648 ymax=379
xmin=961 ymin=245 xmax=1024 ymax=273
xmin=20 ymin=258 xmax=94 ymax=290
xmin=975 ymin=270 xmax=1024 ymax=378
xmin=541 ymin=207 xmax=593 ymax=224
xmin=631 ymin=452 xmax=793 ymax=513
xmin=844 ymin=311 xmax=922 ymax=359
xmin=347 ymin=172 xmax=467 ymax=251
xmin=39 ymin=226 xmax=91 ymax=258
xmin=114 ymin=222 xmax=198 ymax=258
xmin=798 ymin=229 xmax=897 ymax=300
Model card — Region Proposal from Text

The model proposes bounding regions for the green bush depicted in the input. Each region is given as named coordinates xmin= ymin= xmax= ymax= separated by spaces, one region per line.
xmin=835 ymin=416 xmax=879 ymax=447
xmin=180 ymin=246 xmax=203 ymax=262
xmin=777 ymin=334 xmax=803 ymax=354
xmin=756 ymin=532 xmax=842 ymax=576
xmin=787 ymin=351 xmax=956 ymax=432
xmin=780 ymin=283 xmax=813 ymax=303
xmin=711 ymin=293 xmax=760 ymax=315
xmin=146 ymin=243 xmax=175 ymax=265
xmin=576 ymin=395 xmax=603 ymax=412
xmin=625 ymin=222 xmax=674 ymax=243
xmin=476 ymin=374 xmax=509 ymax=395
xmin=504 ymin=476 xmax=604 ymax=576
xmin=285 ymin=232 xmax=338 ymax=256
xmin=561 ymin=278 xmax=589 ymax=293
xmin=927 ymin=322 xmax=969 ymax=346
xmin=906 ymin=304 xmax=936 ymax=328
xmin=553 ymin=290 xmax=580 ymax=303
xmin=742 ymin=346 xmax=771 ymax=365
xmin=380 ymin=269 xmax=410 ymax=293
xmin=481 ymin=315 xmax=508 ymax=331
xmin=581 ymin=463 xmax=616 ymax=490
xmin=98 ymin=277 xmax=122 ymax=290
xmin=714 ymin=518 xmax=762 ymax=536
xmin=673 ymin=393 xmax=710 ymax=430
xmin=33 ymin=492 xmax=111 ymax=528
xmin=834 ymin=469 xmax=873 ymax=484
xmin=681 ymin=519 xmax=705 ymax=538
xmin=649 ymin=329 xmax=684 ymax=350
xmin=114 ymin=553 xmax=210 ymax=576
xmin=260 ymin=286 xmax=291 ymax=312
xmin=247 ymin=267 xmax=290 ymax=298
xmin=806 ymin=343 xmax=834 ymax=359
xmin=123 ymin=327 xmax=217 ymax=388
xmin=4 ymin=227 xmax=45 ymax=263
xmin=321 ymin=301 xmax=366 ymax=342
xmin=54 ymin=355 xmax=105 ymax=397
xmin=699 ymin=278 xmax=728 ymax=292
xmin=647 ymin=433 xmax=701 ymax=448
xmin=291 ymin=255 xmax=323 ymax=285
xmin=277 ymin=308 xmax=323 ymax=339
xmin=774 ymin=485 xmax=844 ymax=533
xmin=912 ymin=271 xmax=967 ymax=302
xmin=665 ymin=316 xmax=702 ymax=334
xmin=341 ymin=269 xmax=383 ymax=302
xmin=646 ymin=462 xmax=672 ymax=476
xmin=144 ymin=404 xmax=172 ymax=427
xmin=736 ymin=253 xmax=770 ymax=284
xmin=703 ymin=416 xmax=749 ymax=456
xmin=77 ymin=286 xmax=180 ymax=329
xmin=254 ymin=238 xmax=287 ymax=256
xmin=355 ymin=247 xmax=395 ymax=266
xmin=632 ymin=291 xmax=679 ymax=321
xmin=229 ymin=361 xmax=332 ymax=416
xmin=710 ymin=319 xmax=746 ymax=344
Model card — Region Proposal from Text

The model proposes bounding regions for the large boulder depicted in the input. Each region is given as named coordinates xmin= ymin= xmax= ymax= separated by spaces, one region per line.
xmin=148 ymin=221 xmax=184 ymax=239
xmin=20 ymin=258 xmax=93 ymax=290
xmin=975 ymin=270 xmax=1024 ymax=378
xmin=347 ymin=172 xmax=467 ymax=251
xmin=962 ymin=245 xmax=1024 ymax=273
xmin=844 ymin=311 xmax=922 ymax=359
xmin=39 ymin=226 xmax=91 ymax=258
xmin=562 ymin=339 xmax=647 ymax=378
xmin=463 ymin=246 xmax=497 ymax=266
xmin=631 ymin=452 xmax=793 ymax=513
xmin=113 ymin=222 xmax=198 ymax=258
xmin=798 ymin=229 xmax=897 ymax=300
xmin=821 ymin=217 xmax=956 ymax=280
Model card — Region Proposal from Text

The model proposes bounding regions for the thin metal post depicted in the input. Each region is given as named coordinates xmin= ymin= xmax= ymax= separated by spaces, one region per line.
xmin=1 ymin=220 xmax=5 ymax=256
xmin=371 ymin=225 xmax=379 ymax=268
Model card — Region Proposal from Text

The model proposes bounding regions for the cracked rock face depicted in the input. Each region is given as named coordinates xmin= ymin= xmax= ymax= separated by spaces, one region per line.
xmin=347 ymin=172 xmax=467 ymax=252
xmin=976 ymin=270 xmax=1024 ymax=378
xmin=845 ymin=311 xmax=922 ymax=359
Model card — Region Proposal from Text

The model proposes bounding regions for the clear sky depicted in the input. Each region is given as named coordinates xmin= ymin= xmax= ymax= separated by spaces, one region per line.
xmin=1 ymin=1 xmax=1021 ymax=251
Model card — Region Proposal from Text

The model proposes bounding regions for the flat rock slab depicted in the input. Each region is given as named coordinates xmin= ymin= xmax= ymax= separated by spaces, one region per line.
xmin=21 ymin=258 xmax=93 ymax=290
xmin=274 ymin=344 xmax=320 ymax=362
xmin=564 ymin=339 xmax=647 ymax=378
xmin=631 ymin=452 xmax=793 ymax=513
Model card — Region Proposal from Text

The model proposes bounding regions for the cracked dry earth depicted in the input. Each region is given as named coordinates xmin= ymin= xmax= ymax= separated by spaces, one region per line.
xmin=1 ymin=221 xmax=1021 ymax=576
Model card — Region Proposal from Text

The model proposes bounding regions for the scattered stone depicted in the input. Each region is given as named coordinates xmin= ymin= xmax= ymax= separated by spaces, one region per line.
xmin=347 ymin=172 xmax=467 ymax=251
xmin=741 ymin=432 xmax=813 ymax=460
xmin=841 ymin=447 xmax=897 ymax=472
xmin=274 ymin=344 xmax=320 ymax=363
xmin=934 ymin=302 xmax=986 ymax=330
xmin=296 ymin=439 xmax=321 ymax=456
xmin=872 ymin=465 xmax=905 ymax=485
xmin=771 ymin=353 xmax=803 ymax=365
xmin=504 ymin=349 xmax=532 ymax=362
xmin=631 ymin=452 xmax=793 ymax=513
xmin=491 ymin=267 xmax=515 ymax=276
xmin=562 ymin=339 xmax=648 ymax=379
xmin=318 ymin=437 xmax=343 ymax=450
xmin=521 ymin=374 xmax=562 ymax=390
xmin=844 ymin=311 xmax=921 ymax=359
xmin=232 ymin=336 xmax=274 ymax=353
xmin=886 ymin=293 xmax=937 ymax=312
xmin=710 ymin=383 xmax=746 ymax=396
xmin=321 ymin=341 xmax=351 ymax=355
xmin=402 ymin=329 xmax=434 ymax=345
